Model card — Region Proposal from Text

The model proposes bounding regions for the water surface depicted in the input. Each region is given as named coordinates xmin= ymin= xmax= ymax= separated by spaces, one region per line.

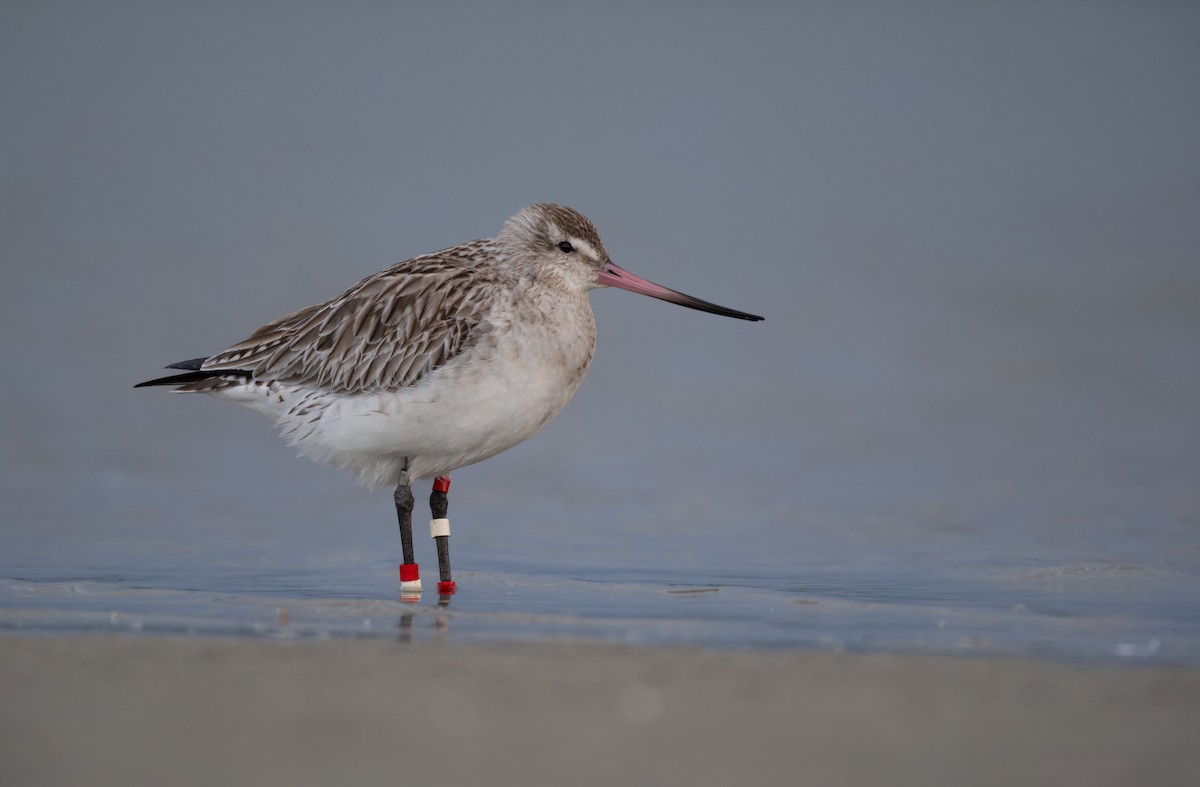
xmin=2 ymin=3 xmax=1198 ymax=663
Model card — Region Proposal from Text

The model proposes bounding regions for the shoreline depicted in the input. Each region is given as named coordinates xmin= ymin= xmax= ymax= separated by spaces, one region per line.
xmin=3 ymin=635 xmax=1198 ymax=786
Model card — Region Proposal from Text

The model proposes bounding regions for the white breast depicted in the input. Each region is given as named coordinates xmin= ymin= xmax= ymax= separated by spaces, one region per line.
xmin=218 ymin=287 xmax=598 ymax=489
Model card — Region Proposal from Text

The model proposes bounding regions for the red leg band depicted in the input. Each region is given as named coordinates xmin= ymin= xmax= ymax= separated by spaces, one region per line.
xmin=437 ymin=581 xmax=457 ymax=595
xmin=433 ymin=476 xmax=451 ymax=493
xmin=399 ymin=563 xmax=420 ymax=582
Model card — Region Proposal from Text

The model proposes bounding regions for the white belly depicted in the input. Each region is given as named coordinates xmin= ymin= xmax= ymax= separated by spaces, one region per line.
xmin=216 ymin=292 xmax=596 ymax=489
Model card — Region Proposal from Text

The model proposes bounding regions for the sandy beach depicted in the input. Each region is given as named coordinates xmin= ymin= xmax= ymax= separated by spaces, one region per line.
xmin=2 ymin=636 xmax=1197 ymax=787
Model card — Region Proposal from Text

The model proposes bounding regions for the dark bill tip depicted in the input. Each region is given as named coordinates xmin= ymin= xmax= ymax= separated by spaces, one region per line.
xmin=597 ymin=261 xmax=764 ymax=322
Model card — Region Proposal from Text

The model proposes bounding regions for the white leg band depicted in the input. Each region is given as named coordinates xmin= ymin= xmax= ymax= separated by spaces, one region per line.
xmin=430 ymin=518 xmax=450 ymax=538
xmin=400 ymin=578 xmax=423 ymax=592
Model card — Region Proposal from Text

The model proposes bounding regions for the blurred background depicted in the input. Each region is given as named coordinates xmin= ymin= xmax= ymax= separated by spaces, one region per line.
xmin=1 ymin=2 xmax=1197 ymax=656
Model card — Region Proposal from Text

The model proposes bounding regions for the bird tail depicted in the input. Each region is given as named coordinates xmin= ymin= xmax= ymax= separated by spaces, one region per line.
xmin=134 ymin=357 xmax=252 ymax=389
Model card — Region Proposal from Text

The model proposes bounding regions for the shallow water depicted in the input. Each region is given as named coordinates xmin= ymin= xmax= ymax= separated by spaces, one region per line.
xmin=2 ymin=4 xmax=1198 ymax=663
xmin=2 ymin=560 xmax=1196 ymax=662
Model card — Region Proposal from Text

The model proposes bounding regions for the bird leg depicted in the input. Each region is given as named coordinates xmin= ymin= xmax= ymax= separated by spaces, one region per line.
xmin=430 ymin=475 xmax=456 ymax=595
xmin=395 ymin=471 xmax=421 ymax=592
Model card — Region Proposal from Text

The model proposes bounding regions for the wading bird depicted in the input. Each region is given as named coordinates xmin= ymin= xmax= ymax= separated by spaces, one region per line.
xmin=137 ymin=204 xmax=763 ymax=593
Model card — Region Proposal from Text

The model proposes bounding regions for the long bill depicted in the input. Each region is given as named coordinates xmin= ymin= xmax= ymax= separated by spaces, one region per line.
xmin=596 ymin=261 xmax=765 ymax=321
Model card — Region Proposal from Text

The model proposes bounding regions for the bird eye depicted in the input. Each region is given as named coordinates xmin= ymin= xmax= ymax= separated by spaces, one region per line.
xmin=557 ymin=241 xmax=575 ymax=253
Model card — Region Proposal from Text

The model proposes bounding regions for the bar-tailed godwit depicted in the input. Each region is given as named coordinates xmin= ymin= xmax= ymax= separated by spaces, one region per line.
xmin=137 ymin=204 xmax=763 ymax=593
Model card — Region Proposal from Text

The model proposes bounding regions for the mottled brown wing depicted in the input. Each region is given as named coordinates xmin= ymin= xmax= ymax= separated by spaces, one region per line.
xmin=202 ymin=244 xmax=498 ymax=393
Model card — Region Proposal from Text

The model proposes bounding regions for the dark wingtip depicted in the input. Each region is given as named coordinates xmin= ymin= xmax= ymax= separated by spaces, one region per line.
xmin=134 ymin=371 xmax=215 ymax=388
xmin=135 ymin=356 xmax=222 ymax=387
xmin=166 ymin=357 xmax=210 ymax=371
xmin=135 ymin=364 xmax=252 ymax=388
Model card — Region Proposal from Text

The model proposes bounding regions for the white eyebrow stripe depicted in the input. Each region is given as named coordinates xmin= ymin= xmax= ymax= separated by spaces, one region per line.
xmin=566 ymin=237 xmax=599 ymax=258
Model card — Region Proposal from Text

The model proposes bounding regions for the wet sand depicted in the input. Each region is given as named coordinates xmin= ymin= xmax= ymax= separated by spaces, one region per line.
xmin=1 ymin=636 xmax=1197 ymax=786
